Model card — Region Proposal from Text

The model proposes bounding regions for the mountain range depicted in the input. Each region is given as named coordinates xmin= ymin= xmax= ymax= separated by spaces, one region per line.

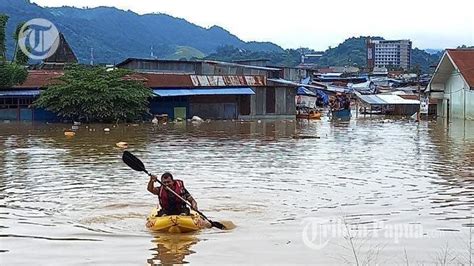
xmin=1 ymin=0 xmax=443 ymax=72
xmin=1 ymin=0 xmax=283 ymax=63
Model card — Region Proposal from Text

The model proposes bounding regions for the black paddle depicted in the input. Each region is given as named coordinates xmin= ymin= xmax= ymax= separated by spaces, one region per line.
xmin=122 ymin=151 xmax=226 ymax=230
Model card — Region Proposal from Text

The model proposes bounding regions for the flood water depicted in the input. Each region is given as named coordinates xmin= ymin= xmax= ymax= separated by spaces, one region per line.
xmin=0 ymin=117 xmax=473 ymax=265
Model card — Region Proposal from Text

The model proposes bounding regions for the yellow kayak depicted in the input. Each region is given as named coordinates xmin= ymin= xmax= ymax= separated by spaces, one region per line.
xmin=146 ymin=208 xmax=207 ymax=233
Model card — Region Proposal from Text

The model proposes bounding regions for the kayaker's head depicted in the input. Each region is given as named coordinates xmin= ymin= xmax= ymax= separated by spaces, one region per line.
xmin=161 ymin=172 xmax=174 ymax=186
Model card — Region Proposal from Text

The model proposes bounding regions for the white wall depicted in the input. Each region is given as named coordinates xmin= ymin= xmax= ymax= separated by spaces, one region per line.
xmin=443 ymin=71 xmax=472 ymax=120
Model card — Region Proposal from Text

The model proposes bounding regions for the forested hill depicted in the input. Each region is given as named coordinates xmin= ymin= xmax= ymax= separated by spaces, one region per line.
xmin=1 ymin=0 xmax=443 ymax=71
xmin=0 ymin=0 xmax=283 ymax=63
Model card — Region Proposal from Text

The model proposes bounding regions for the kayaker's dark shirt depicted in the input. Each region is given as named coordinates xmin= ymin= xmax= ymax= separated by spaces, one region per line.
xmin=159 ymin=185 xmax=191 ymax=215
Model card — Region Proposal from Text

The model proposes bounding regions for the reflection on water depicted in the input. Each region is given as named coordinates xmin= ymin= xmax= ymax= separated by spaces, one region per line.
xmin=0 ymin=118 xmax=473 ymax=265
xmin=148 ymin=234 xmax=199 ymax=265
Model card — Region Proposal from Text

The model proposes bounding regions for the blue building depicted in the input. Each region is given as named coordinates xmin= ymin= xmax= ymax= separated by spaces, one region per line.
xmin=0 ymin=70 xmax=61 ymax=122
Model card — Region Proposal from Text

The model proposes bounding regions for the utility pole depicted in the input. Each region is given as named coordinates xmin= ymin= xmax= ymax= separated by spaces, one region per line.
xmin=417 ymin=66 xmax=421 ymax=122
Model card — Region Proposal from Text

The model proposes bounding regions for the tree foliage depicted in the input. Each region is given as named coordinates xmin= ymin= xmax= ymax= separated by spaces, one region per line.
xmin=0 ymin=13 xmax=27 ymax=88
xmin=0 ymin=1 xmax=283 ymax=63
xmin=411 ymin=48 xmax=443 ymax=73
xmin=13 ymin=22 xmax=29 ymax=65
xmin=206 ymin=37 xmax=444 ymax=73
xmin=35 ymin=65 xmax=153 ymax=122
xmin=0 ymin=62 xmax=27 ymax=88
xmin=205 ymin=45 xmax=305 ymax=67
xmin=0 ymin=14 xmax=7 ymax=60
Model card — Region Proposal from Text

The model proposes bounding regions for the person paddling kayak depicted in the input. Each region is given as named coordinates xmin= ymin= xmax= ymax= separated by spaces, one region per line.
xmin=147 ymin=172 xmax=198 ymax=216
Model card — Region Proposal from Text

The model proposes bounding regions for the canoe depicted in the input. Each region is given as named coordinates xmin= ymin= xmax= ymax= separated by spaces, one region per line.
xmin=330 ymin=109 xmax=351 ymax=120
xmin=296 ymin=111 xmax=321 ymax=120
xmin=146 ymin=208 xmax=206 ymax=233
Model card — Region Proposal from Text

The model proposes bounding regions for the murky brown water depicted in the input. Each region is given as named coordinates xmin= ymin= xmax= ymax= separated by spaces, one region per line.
xmin=0 ymin=117 xmax=473 ymax=265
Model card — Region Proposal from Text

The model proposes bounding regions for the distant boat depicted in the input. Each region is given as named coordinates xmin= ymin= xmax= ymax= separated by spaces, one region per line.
xmin=330 ymin=109 xmax=351 ymax=120
xmin=296 ymin=110 xmax=321 ymax=120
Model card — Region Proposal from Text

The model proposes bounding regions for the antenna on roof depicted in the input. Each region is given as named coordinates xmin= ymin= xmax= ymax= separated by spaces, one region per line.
xmin=150 ymin=45 xmax=157 ymax=59
xmin=90 ymin=48 xmax=94 ymax=66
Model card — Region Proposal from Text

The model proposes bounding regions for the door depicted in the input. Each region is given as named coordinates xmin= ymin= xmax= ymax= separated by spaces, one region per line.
xmin=223 ymin=103 xmax=237 ymax=119
xmin=174 ymin=107 xmax=187 ymax=120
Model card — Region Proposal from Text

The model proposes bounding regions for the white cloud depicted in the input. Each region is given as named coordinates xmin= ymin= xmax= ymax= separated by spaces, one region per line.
xmin=31 ymin=0 xmax=474 ymax=50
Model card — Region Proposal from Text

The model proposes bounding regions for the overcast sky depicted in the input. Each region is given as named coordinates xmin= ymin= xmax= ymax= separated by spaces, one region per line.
xmin=31 ymin=0 xmax=474 ymax=50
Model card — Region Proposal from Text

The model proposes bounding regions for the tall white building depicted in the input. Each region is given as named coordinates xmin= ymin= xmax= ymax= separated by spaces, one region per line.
xmin=367 ymin=39 xmax=412 ymax=70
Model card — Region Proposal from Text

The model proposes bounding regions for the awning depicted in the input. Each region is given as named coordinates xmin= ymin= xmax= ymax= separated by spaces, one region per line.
xmin=297 ymin=86 xmax=317 ymax=96
xmin=153 ymin=87 xmax=255 ymax=97
xmin=357 ymin=94 xmax=420 ymax=105
xmin=0 ymin=90 xmax=41 ymax=97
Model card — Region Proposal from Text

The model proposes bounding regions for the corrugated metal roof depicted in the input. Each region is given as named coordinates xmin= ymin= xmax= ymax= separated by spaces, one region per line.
xmin=129 ymin=73 xmax=266 ymax=88
xmin=130 ymin=73 xmax=194 ymax=87
xmin=0 ymin=90 xmax=41 ymax=97
xmin=14 ymin=70 xmax=63 ymax=89
xmin=153 ymin=87 xmax=255 ymax=97
xmin=357 ymin=94 xmax=420 ymax=105
xmin=377 ymin=94 xmax=419 ymax=104
xmin=116 ymin=58 xmax=282 ymax=71
xmin=297 ymin=87 xmax=317 ymax=96
xmin=268 ymin=78 xmax=327 ymax=90
xmin=447 ymin=49 xmax=474 ymax=88
xmin=358 ymin=94 xmax=386 ymax=105
xmin=190 ymin=75 xmax=266 ymax=87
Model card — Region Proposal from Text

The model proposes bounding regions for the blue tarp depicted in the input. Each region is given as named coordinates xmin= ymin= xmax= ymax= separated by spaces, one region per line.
xmin=0 ymin=90 xmax=41 ymax=97
xmin=297 ymin=87 xmax=329 ymax=105
xmin=153 ymin=87 xmax=255 ymax=97
xmin=297 ymin=87 xmax=317 ymax=96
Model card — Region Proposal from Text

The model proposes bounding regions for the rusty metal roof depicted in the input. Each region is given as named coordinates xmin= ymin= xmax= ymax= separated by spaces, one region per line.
xmin=447 ymin=49 xmax=474 ymax=88
xmin=130 ymin=73 xmax=194 ymax=87
xmin=190 ymin=75 xmax=266 ymax=87
xmin=14 ymin=70 xmax=63 ymax=89
xmin=13 ymin=71 xmax=267 ymax=90
xmin=131 ymin=73 xmax=266 ymax=88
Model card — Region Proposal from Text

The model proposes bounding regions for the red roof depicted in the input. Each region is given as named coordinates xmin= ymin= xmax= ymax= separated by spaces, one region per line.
xmin=15 ymin=71 xmax=265 ymax=89
xmin=14 ymin=70 xmax=63 ymax=89
xmin=447 ymin=49 xmax=474 ymax=88
xmin=129 ymin=73 xmax=193 ymax=87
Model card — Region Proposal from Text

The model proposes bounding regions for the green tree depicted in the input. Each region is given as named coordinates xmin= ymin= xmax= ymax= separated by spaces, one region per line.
xmin=0 ymin=14 xmax=27 ymax=88
xmin=0 ymin=63 xmax=27 ymax=88
xmin=0 ymin=14 xmax=7 ymax=60
xmin=13 ymin=22 xmax=29 ymax=65
xmin=35 ymin=65 xmax=153 ymax=123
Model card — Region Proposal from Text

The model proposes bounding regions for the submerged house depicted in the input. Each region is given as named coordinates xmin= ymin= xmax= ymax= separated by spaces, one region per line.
xmin=355 ymin=93 xmax=420 ymax=116
xmin=134 ymin=73 xmax=264 ymax=120
xmin=0 ymin=32 xmax=77 ymax=122
xmin=117 ymin=58 xmax=299 ymax=120
xmin=428 ymin=49 xmax=474 ymax=120
xmin=0 ymin=70 xmax=62 ymax=121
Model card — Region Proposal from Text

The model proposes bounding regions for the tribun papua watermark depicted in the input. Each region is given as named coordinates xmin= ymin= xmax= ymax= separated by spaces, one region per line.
xmin=302 ymin=217 xmax=425 ymax=250
xmin=18 ymin=18 xmax=60 ymax=60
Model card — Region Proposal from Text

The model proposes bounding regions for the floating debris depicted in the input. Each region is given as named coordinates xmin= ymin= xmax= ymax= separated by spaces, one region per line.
xmin=64 ymin=131 xmax=75 ymax=137
xmin=292 ymin=135 xmax=320 ymax=139
xmin=116 ymin=142 xmax=128 ymax=149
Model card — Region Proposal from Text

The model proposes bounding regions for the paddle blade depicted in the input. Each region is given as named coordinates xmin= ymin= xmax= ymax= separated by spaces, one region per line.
xmin=211 ymin=221 xmax=226 ymax=230
xmin=122 ymin=151 xmax=147 ymax=172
